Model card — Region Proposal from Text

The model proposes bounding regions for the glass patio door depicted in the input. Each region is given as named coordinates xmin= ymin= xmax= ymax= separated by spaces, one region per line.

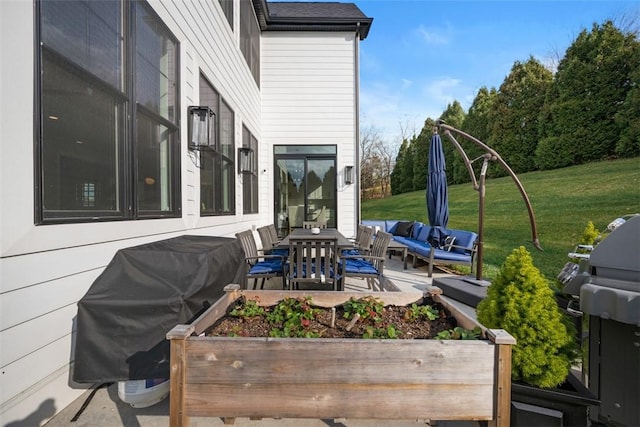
xmin=274 ymin=146 xmax=336 ymax=237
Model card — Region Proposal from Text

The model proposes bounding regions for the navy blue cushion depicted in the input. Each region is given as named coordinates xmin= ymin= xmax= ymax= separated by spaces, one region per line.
xmin=342 ymin=259 xmax=378 ymax=275
xmin=412 ymin=242 xmax=432 ymax=257
xmin=249 ymin=260 xmax=284 ymax=274
xmin=430 ymin=249 xmax=471 ymax=263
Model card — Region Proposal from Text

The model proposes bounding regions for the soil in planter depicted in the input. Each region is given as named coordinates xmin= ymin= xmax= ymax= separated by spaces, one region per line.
xmin=206 ymin=296 xmax=465 ymax=339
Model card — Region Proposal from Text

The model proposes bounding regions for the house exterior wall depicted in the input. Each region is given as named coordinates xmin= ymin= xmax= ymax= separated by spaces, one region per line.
xmin=0 ymin=1 xmax=362 ymax=425
xmin=0 ymin=0 xmax=261 ymax=424
xmin=261 ymin=32 xmax=359 ymax=237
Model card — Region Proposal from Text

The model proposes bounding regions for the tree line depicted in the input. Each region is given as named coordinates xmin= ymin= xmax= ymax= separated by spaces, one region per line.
xmin=385 ymin=20 xmax=639 ymax=195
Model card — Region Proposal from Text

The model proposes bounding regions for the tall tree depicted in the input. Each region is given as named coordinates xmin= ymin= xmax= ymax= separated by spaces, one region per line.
xmin=538 ymin=21 xmax=640 ymax=166
xmin=489 ymin=56 xmax=552 ymax=176
xmin=457 ymin=86 xmax=498 ymax=184
xmin=439 ymin=101 xmax=466 ymax=184
xmin=412 ymin=118 xmax=436 ymax=191
xmin=390 ymin=139 xmax=411 ymax=195
xmin=615 ymin=58 xmax=640 ymax=157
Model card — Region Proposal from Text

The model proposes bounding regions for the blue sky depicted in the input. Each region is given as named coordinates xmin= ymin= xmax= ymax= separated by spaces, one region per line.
xmin=349 ymin=0 xmax=638 ymax=145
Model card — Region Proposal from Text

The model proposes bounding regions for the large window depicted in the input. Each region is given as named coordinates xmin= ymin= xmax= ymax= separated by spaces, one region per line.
xmin=242 ymin=125 xmax=259 ymax=214
xmin=37 ymin=0 xmax=180 ymax=223
xmin=219 ymin=0 xmax=233 ymax=29
xmin=240 ymin=0 xmax=260 ymax=86
xmin=199 ymin=74 xmax=235 ymax=216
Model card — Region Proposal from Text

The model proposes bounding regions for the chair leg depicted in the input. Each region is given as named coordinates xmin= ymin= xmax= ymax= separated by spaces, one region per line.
xmin=365 ymin=278 xmax=372 ymax=290
xmin=260 ymin=278 xmax=266 ymax=289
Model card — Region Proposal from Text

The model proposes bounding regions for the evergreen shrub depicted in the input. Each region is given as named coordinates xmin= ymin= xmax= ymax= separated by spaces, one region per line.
xmin=476 ymin=246 xmax=577 ymax=388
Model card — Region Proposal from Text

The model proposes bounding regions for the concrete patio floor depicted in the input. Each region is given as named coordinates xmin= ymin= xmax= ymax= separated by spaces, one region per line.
xmin=44 ymin=255 xmax=483 ymax=427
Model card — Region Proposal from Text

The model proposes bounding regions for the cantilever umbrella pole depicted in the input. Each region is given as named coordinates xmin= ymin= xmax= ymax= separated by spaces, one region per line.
xmin=439 ymin=122 xmax=543 ymax=281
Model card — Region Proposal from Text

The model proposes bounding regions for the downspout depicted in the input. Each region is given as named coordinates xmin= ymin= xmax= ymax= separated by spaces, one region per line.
xmin=354 ymin=22 xmax=361 ymax=230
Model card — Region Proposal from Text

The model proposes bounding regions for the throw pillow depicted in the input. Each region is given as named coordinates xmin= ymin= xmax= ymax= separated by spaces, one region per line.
xmin=444 ymin=235 xmax=457 ymax=251
xmin=394 ymin=221 xmax=414 ymax=237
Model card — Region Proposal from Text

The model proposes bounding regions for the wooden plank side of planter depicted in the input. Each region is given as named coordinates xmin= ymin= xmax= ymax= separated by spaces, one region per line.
xmin=183 ymin=382 xmax=494 ymax=420
xmin=183 ymin=338 xmax=495 ymax=385
xmin=168 ymin=289 xmax=513 ymax=425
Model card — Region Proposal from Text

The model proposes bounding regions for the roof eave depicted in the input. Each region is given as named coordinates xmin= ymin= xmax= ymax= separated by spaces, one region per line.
xmin=264 ymin=18 xmax=372 ymax=40
xmin=252 ymin=0 xmax=373 ymax=40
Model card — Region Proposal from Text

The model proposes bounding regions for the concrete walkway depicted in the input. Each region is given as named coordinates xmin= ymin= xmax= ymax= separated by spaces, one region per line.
xmin=44 ymin=256 xmax=482 ymax=427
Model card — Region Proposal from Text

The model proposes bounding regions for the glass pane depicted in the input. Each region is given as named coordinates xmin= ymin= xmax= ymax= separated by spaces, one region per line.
xmin=200 ymin=150 xmax=217 ymax=214
xmin=41 ymin=0 xmax=122 ymax=89
xmin=136 ymin=114 xmax=172 ymax=212
xmin=278 ymin=159 xmax=306 ymax=230
xmin=306 ymin=159 xmax=336 ymax=227
xmin=220 ymin=101 xmax=234 ymax=158
xmin=136 ymin=2 xmax=177 ymax=122
xmin=42 ymin=58 xmax=121 ymax=214
xmin=222 ymin=158 xmax=234 ymax=213
xmin=219 ymin=0 xmax=233 ymax=28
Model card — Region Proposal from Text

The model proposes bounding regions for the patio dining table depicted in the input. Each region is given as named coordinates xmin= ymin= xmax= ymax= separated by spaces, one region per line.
xmin=278 ymin=227 xmax=354 ymax=249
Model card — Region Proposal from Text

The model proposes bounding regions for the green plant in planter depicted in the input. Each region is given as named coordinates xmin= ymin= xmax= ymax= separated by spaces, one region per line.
xmin=477 ymin=246 xmax=578 ymax=388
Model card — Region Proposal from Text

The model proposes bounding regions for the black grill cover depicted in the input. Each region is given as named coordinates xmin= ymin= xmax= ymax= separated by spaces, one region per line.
xmin=73 ymin=235 xmax=245 ymax=383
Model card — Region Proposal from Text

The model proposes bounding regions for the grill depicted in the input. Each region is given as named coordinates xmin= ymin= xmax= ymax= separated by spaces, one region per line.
xmin=562 ymin=214 xmax=639 ymax=427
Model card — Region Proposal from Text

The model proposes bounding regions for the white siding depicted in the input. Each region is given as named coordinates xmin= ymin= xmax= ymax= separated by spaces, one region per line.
xmin=261 ymin=32 xmax=359 ymax=237
xmin=0 ymin=0 xmax=261 ymax=424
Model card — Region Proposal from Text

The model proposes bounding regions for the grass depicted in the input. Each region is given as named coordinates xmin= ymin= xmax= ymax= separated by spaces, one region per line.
xmin=362 ymin=157 xmax=640 ymax=283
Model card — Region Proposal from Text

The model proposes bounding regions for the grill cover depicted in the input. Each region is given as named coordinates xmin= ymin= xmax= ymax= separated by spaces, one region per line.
xmin=73 ymin=235 xmax=245 ymax=383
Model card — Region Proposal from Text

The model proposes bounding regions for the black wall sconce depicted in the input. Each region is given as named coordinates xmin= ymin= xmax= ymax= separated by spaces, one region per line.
xmin=188 ymin=106 xmax=215 ymax=150
xmin=345 ymin=165 xmax=354 ymax=185
xmin=238 ymin=147 xmax=255 ymax=174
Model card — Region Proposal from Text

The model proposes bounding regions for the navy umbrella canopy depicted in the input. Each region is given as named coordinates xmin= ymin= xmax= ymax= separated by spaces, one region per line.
xmin=426 ymin=130 xmax=449 ymax=247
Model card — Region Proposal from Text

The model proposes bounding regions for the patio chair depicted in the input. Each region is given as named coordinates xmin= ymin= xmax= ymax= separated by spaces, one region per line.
xmin=339 ymin=230 xmax=393 ymax=291
xmin=303 ymin=221 xmax=327 ymax=229
xmin=287 ymin=236 xmax=339 ymax=291
xmin=236 ymin=229 xmax=287 ymax=290
xmin=257 ymin=225 xmax=288 ymax=256
xmin=267 ymin=223 xmax=280 ymax=244
xmin=341 ymin=225 xmax=373 ymax=257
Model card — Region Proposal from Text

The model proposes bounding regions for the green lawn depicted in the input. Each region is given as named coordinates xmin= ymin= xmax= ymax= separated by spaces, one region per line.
xmin=361 ymin=157 xmax=640 ymax=282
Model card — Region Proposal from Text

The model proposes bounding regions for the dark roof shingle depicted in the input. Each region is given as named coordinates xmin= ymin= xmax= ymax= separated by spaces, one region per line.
xmin=255 ymin=1 xmax=373 ymax=39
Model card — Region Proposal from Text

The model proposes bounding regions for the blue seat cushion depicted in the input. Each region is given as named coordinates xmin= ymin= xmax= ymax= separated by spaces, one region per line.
xmin=249 ymin=260 xmax=284 ymax=274
xmin=430 ymin=249 xmax=472 ymax=263
xmin=447 ymin=230 xmax=478 ymax=254
xmin=411 ymin=222 xmax=424 ymax=240
xmin=342 ymin=259 xmax=379 ymax=275
xmin=341 ymin=249 xmax=362 ymax=257
xmin=412 ymin=242 xmax=432 ymax=257
xmin=417 ymin=225 xmax=432 ymax=242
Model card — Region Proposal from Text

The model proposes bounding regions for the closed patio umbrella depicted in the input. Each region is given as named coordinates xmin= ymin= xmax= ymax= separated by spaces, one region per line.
xmin=426 ymin=128 xmax=449 ymax=247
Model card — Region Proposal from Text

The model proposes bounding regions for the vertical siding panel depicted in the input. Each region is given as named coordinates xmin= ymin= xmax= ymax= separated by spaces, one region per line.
xmin=261 ymin=32 xmax=358 ymax=235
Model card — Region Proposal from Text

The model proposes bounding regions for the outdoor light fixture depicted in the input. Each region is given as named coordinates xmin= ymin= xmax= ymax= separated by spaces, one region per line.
xmin=238 ymin=147 xmax=254 ymax=174
xmin=188 ymin=106 xmax=215 ymax=149
xmin=344 ymin=165 xmax=354 ymax=185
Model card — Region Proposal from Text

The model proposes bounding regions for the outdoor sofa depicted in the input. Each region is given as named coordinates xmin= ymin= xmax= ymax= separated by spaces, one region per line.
xmin=361 ymin=220 xmax=478 ymax=277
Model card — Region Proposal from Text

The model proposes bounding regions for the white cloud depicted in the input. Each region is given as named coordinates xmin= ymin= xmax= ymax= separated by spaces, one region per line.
xmin=416 ymin=24 xmax=449 ymax=46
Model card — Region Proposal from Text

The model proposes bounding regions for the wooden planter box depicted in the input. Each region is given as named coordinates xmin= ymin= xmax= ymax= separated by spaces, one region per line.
xmin=167 ymin=284 xmax=515 ymax=427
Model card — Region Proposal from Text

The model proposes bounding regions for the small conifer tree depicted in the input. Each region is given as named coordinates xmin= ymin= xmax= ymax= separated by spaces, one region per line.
xmin=477 ymin=246 xmax=576 ymax=388
xmin=579 ymin=221 xmax=599 ymax=246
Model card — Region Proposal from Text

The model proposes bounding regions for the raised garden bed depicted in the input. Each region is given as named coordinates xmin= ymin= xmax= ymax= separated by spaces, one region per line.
xmin=167 ymin=284 xmax=516 ymax=427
